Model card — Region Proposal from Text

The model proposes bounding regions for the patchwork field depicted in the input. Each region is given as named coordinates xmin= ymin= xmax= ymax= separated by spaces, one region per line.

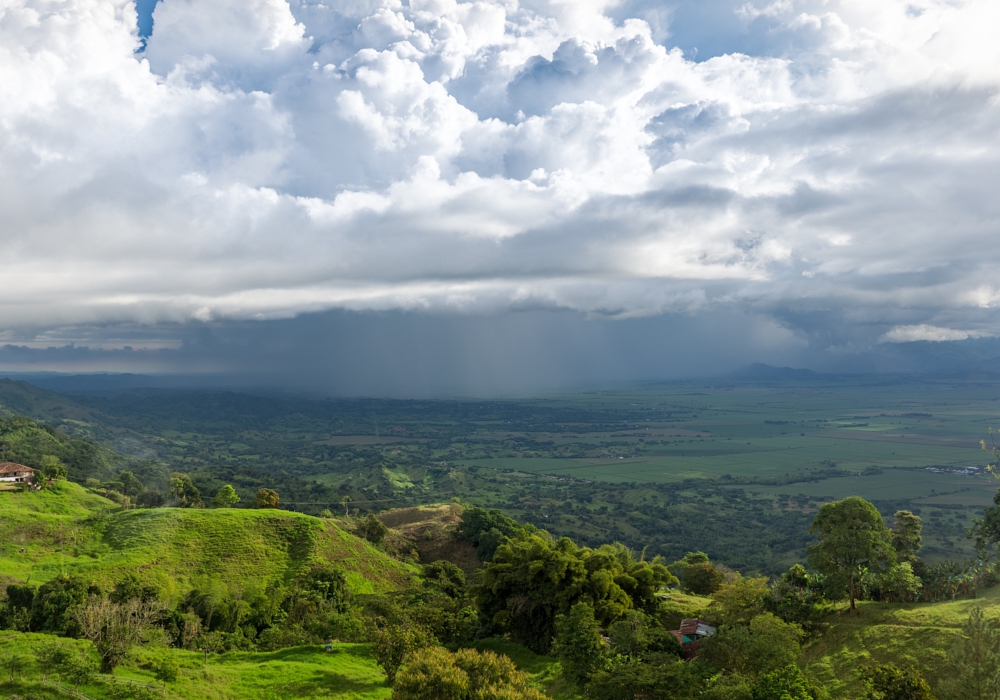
xmin=3 ymin=374 xmax=1000 ymax=573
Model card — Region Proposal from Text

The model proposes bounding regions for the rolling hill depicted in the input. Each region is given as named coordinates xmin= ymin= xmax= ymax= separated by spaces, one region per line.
xmin=0 ymin=481 xmax=415 ymax=596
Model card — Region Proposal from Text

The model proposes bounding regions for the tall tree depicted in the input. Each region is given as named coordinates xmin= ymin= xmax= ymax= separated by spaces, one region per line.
xmin=807 ymin=497 xmax=895 ymax=611
xmin=939 ymin=607 xmax=1000 ymax=700
xmin=553 ymin=602 xmax=608 ymax=688
xmin=891 ymin=511 xmax=923 ymax=564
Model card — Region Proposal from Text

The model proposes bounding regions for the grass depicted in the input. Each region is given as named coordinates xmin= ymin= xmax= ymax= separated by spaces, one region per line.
xmin=801 ymin=584 xmax=1000 ymax=698
xmin=0 ymin=632 xmax=392 ymax=700
xmin=0 ymin=482 xmax=416 ymax=596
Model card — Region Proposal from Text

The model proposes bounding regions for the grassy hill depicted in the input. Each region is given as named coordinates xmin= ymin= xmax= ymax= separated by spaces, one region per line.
xmin=802 ymin=585 xmax=1000 ymax=698
xmin=0 ymin=481 xmax=415 ymax=596
xmin=0 ymin=633 xmax=392 ymax=700
xmin=374 ymin=503 xmax=480 ymax=570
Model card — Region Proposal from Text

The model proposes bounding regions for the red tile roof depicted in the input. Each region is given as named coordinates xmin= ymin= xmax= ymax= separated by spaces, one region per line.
xmin=0 ymin=462 xmax=35 ymax=474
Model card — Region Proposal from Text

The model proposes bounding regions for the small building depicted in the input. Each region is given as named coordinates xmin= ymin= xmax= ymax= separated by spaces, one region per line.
xmin=669 ymin=618 xmax=717 ymax=660
xmin=0 ymin=462 xmax=36 ymax=484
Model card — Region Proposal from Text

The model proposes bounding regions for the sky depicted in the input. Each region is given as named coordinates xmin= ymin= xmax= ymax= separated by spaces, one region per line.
xmin=1 ymin=0 xmax=999 ymax=394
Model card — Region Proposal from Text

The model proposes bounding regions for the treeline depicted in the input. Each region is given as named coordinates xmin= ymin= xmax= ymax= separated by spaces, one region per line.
xmin=0 ymin=416 xmax=120 ymax=483
xmin=4 ymin=494 xmax=1000 ymax=699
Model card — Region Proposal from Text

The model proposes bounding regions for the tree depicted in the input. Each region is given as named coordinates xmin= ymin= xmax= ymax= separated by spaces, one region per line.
xmin=2 ymin=583 xmax=35 ymax=631
xmin=40 ymin=455 xmax=68 ymax=484
xmin=711 ymin=576 xmax=770 ymax=626
xmin=75 ymin=595 xmax=163 ymax=673
xmin=169 ymin=472 xmax=203 ymax=508
xmin=858 ymin=663 xmax=933 ymax=700
xmin=1 ymin=650 xmax=25 ymax=682
xmin=459 ymin=506 xmax=525 ymax=561
xmin=61 ymin=648 xmax=99 ymax=691
xmin=607 ymin=610 xmax=651 ymax=658
xmin=35 ymin=642 xmax=72 ymax=681
xmin=31 ymin=574 xmax=94 ymax=635
xmin=683 ymin=561 xmax=725 ymax=596
xmin=423 ymin=560 xmax=466 ymax=599
xmin=196 ymin=630 xmax=226 ymax=667
xmin=751 ymin=664 xmax=818 ymax=700
xmin=587 ymin=659 xmax=704 ymax=700
xmin=938 ymin=607 xmax=1000 ymax=700
xmin=356 ymin=513 xmax=389 ymax=546
xmin=176 ymin=611 xmax=202 ymax=649
xmin=252 ymin=488 xmax=280 ymax=509
xmin=891 ymin=511 xmax=922 ymax=563
xmin=697 ymin=613 xmax=803 ymax=680
xmin=391 ymin=646 xmax=468 ymax=700
xmin=116 ymin=470 xmax=144 ymax=499
xmin=391 ymin=647 xmax=546 ymax=700
xmin=298 ymin=563 xmax=349 ymax=611
xmin=476 ymin=534 xmax=670 ymax=653
xmin=768 ymin=565 xmax=821 ymax=627
xmin=807 ymin=497 xmax=895 ymax=612
xmin=452 ymin=647 xmax=545 ymax=699
xmin=552 ymin=602 xmax=607 ymax=688
xmin=153 ymin=657 xmax=180 ymax=690
xmin=212 ymin=484 xmax=241 ymax=508
xmin=371 ymin=623 xmax=434 ymax=684
xmin=876 ymin=563 xmax=922 ymax=603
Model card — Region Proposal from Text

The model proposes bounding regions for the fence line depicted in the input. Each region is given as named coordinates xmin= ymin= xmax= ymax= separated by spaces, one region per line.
xmin=41 ymin=675 xmax=161 ymax=699
xmin=41 ymin=677 xmax=99 ymax=700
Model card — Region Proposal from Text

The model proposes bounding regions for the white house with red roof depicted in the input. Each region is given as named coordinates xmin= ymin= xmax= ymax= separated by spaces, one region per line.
xmin=0 ymin=462 xmax=36 ymax=484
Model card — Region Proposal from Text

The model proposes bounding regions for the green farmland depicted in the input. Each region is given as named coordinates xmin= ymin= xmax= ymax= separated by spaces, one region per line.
xmin=4 ymin=374 xmax=1000 ymax=574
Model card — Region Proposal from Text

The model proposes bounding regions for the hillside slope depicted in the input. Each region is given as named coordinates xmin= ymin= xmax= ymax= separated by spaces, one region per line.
xmin=0 ymin=482 xmax=414 ymax=596
xmin=801 ymin=586 xmax=1000 ymax=698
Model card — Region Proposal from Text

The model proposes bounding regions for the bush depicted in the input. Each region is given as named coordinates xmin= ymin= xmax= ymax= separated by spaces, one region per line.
xmin=858 ymin=663 xmax=933 ymax=700
xmin=588 ymin=659 xmax=704 ymax=700
xmin=356 ymin=514 xmax=389 ymax=546
xmin=392 ymin=647 xmax=545 ymax=700
xmin=751 ymin=665 xmax=819 ymax=700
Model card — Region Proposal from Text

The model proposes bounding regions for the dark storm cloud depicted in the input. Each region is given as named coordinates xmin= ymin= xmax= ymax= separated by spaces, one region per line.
xmin=1 ymin=0 xmax=999 ymax=389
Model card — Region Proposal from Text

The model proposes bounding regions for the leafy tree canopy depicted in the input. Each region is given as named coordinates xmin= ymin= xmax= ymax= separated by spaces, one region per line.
xmin=698 ymin=613 xmax=803 ymax=680
xmin=212 ymin=484 xmax=240 ymax=508
xmin=170 ymin=472 xmax=204 ymax=508
xmin=252 ymin=488 xmax=280 ymax=509
xmin=858 ymin=663 xmax=933 ymax=700
xmin=476 ymin=534 xmax=674 ymax=653
xmin=807 ymin=497 xmax=895 ymax=611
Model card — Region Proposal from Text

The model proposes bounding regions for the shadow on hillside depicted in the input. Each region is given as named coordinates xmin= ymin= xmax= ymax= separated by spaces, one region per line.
xmin=277 ymin=669 xmax=388 ymax=696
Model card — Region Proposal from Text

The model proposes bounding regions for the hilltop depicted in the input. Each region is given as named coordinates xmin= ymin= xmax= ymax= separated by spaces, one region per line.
xmin=0 ymin=481 xmax=414 ymax=596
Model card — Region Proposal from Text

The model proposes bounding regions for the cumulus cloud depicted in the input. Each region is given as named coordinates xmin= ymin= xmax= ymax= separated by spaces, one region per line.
xmin=1 ymin=0 xmax=999 ymax=353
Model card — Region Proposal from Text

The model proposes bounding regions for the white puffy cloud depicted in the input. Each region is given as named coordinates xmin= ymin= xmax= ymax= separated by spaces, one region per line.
xmin=881 ymin=325 xmax=990 ymax=343
xmin=0 ymin=0 xmax=999 ymax=349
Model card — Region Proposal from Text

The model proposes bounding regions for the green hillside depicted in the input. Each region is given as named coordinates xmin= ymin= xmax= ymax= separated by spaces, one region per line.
xmin=0 ymin=481 xmax=414 ymax=596
xmin=802 ymin=587 xmax=1000 ymax=698
xmin=0 ymin=633 xmax=392 ymax=700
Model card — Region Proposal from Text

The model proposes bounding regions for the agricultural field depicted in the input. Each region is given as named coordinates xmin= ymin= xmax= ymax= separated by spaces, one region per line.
xmin=3 ymin=373 xmax=1000 ymax=573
